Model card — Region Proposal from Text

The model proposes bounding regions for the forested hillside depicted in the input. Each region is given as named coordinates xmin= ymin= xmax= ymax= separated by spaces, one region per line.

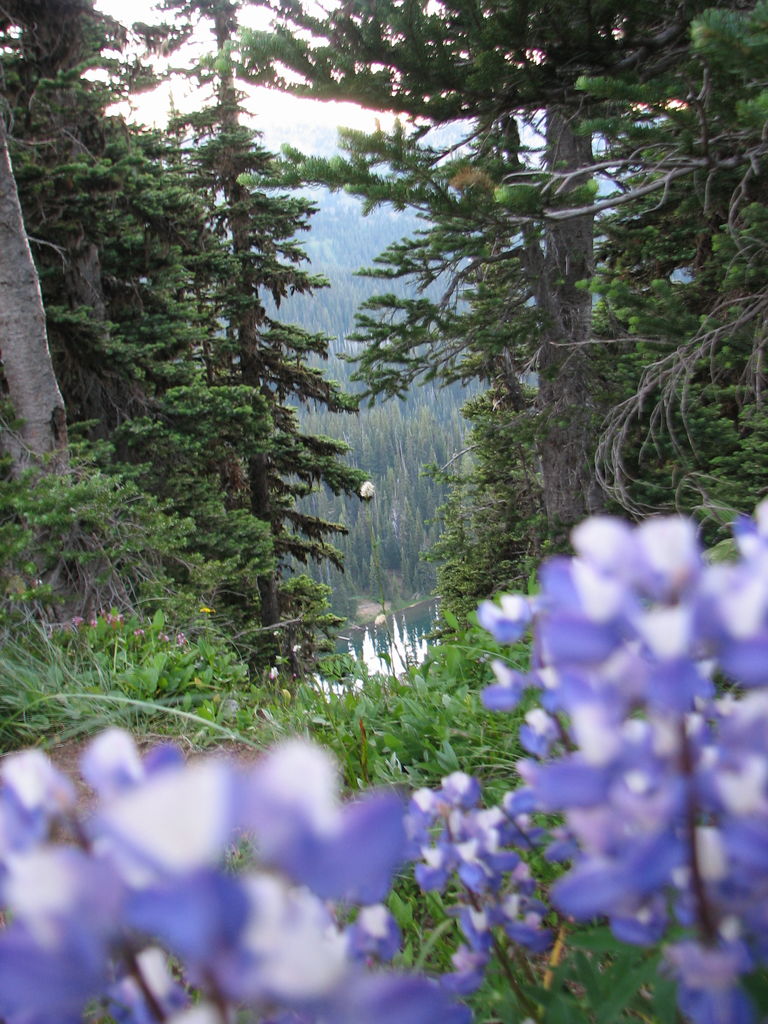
xmin=262 ymin=187 xmax=472 ymax=616
xmin=293 ymin=342 xmax=470 ymax=617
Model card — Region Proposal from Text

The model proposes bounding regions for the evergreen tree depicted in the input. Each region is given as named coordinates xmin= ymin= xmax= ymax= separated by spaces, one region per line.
xmin=243 ymin=0 xmax=724 ymax=538
xmin=152 ymin=0 xmax=366 ymax=659
xmin=1 ymin=0 xmax=365 ymax=658
xmin=584 ymin=2 xmax=768 ymax=531
xmin=244 ymin=0 xmax=764 ymax=598
xmin=0 ymin=0 xmax=226 ymax=620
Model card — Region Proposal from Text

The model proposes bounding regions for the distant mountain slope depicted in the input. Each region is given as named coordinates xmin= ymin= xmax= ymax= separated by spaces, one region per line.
xmin=256 ymin=125 xmax=472 ymax=614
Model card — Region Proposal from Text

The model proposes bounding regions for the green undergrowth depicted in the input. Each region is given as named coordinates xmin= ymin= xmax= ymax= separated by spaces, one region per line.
xmin=260 ymin=613 xmax=533 ymax=799
xmin=0 ymin=606 xmax=535 ymax=792
xmin=0 ymin=611 xmax=263 ymax=751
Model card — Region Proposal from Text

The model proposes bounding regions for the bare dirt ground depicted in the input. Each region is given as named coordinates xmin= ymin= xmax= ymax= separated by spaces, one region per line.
xmin=4 ymin=733 xmax=265 ymax=817
xmin=354 ymin=598 xmax=392 ymax=623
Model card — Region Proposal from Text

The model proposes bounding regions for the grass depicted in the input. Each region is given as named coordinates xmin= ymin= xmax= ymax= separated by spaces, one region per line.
xmin=0 ymin=621 xmax=264 ymax=753
xmin=0 ymin=605 xmax=531 ymax=794
xmin=257 ymin=616 xmax=531 ymax=797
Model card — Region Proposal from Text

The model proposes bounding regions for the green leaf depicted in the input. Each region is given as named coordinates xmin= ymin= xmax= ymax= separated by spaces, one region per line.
xmin=442 ymin=609 xmax=459 ymax=630
xmin=568 ymin=925 xmax=627 ymax=953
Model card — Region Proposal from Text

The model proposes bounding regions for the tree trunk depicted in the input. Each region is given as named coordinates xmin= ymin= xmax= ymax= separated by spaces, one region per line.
xmin=213 ymin=3 xmax=280 ymax=631
xmin=529 ymin=108 xmax=600 ymax=543
xmin=0 ymin=117 xmax=68 ymax=471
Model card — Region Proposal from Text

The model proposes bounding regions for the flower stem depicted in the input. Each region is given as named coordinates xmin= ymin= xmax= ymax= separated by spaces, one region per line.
xmin=678 ymin=718 xmax=718 ymax=944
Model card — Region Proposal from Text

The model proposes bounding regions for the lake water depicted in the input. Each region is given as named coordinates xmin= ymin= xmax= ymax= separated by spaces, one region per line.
xmin=336 ymin=597 xmax=441 ymax=676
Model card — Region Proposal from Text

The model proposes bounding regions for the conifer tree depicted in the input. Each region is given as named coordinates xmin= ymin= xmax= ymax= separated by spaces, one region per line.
xmin=582 ymin=3 xmax=768 ymax=529
xmin=0 ymin=115 xmax=67 ymax=472
xmin=154 ymin=0 xmax=366 ymax=658
xmin=1 ymin=0 xmax=364 ymax=654
xmin=0 ymin=0 xmax=220 ymax=619
xmin=244 ymin=0 xmax=762 ymax=584
xmin=243 ymin=0 xmax=722 ymax=541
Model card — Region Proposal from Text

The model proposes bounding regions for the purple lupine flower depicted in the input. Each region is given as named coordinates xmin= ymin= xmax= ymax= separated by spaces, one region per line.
xmin=414 ymin=840 xmax=454 ymax=891
xmin=519 ymin=707 xmax=559 ymax=757
xmin=0 ymin=917 xmax=111 ymax=1023
xmin=440 ymin=772 xmax=481 ymax=810
xmin=439 ymin=945 xmax=489 ymax=994
xmin=331 ymin=971 xmax=473 ymax=1024
xmin=0 ymin=749 xmax=76 ymax=852
xmin=406 ymin=764 xmax=553 ymax=981
xmin=80 ymin=727 xmax=146 ymax=800
xmin=473 ymin=501 xmax=768 ymax=1019
xmin=632 ymin=516 xmax=702 ymax=600
xmin=482 ymin=659 xmax=527 ymax=711
xmin=124 ymin=869 xmax=251 ymax=987
xmin=477 ymin=593 xmax=532 ymax=644
xmin=346 ymin=904 xmax=401 ymax=963
xmin=0 ymin=846 xmax=124 ymax=1023
xmin=454 ymin=904 xmax=494 ymax=953
xmin=240 ymin=740 xmax=406 ymax=904
xmin=0 ymin=733 xmax=473 ymax=1024
xmin=91 ymin=756 xmax=239 ymax=882
xmin=610 ymin=895 xmax=668 ymax=946
xmin=665 ymin=941 xmax=755 ymax=1024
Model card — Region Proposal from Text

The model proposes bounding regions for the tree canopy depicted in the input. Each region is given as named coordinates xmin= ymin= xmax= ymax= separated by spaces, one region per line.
xmin=241 ymin=0 xmax=768 ymax=607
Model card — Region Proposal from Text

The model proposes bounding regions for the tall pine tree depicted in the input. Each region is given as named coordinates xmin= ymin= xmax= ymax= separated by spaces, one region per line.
xmin=152 ymin=0 xmax=366 ymax=662
xmin=243 ymin=0 xmax=761 ymax=606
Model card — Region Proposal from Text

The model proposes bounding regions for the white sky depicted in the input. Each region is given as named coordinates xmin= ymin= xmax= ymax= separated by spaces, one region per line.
xmin=93 ymin=0 xmax=395 ymax=139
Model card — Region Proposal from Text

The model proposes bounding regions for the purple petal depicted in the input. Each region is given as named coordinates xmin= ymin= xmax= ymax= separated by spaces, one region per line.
xmin=335 ymin=972 xmax=472 ymax=1024
xmin=520 ymin=758 xmax=611 ymax=809
xmin=261 ymin=790 xmax=406 ymax=904
xmin=320 ymin=792 xmax=406 ymax=903
xmin=665 ymin=941 xmax=754 ymax=1024
xmin=440 ymin=946 xmax=488 ymax=994
xmin=720 ymin=635 xmax=768 ymax=687
xmin=723 ymin=818 xmax=768 ymax=872
xmin=94 ymin=759 xmax=239 ymax=879
xmin=346 ymin=905 xmax=401 ymax=962
xmin=611 ymin=905 xmax=667 ymax=946
xmin=552 ymin=859 xmax=632 ymax=918
xmin=440 ymin=772 xmax=481 ymax=809
xmin=125 ymin=869 xmax=249 ymax=967
xmin=477 ymin=594 xmax=532 ymax=644
xmin=539 ymin=612 xmax=622 ymax=665
xmin=80 ymin=728 xmax=145 ymax=799
xmin=503 ymin=920 xmax=553 ymax=952
xmin=0 ymin=921 xmax=109 ymax=1021
xmin=482 ymin=682 xmax=525 ymax=711
xmin=646 ymin=658 xmax=714 ymax=712
xmin=482 ymin=659 xmax=528 ymax=711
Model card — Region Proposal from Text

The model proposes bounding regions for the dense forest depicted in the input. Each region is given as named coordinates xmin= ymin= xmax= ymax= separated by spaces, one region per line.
xmin=2 ymin=0 xmax=768 ymax=670
xmin=261 ymin=185 xmax=474 ymax=617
